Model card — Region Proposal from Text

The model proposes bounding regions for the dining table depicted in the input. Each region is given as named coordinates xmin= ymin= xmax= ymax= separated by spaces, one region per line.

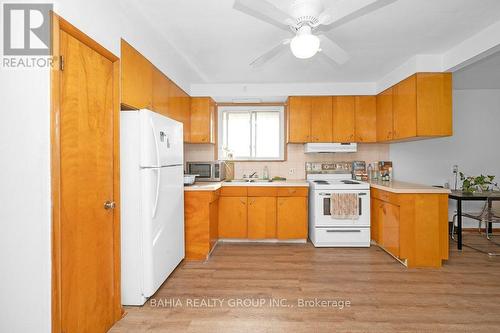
xmin=449 ymin=190 xmax=500 ymax=250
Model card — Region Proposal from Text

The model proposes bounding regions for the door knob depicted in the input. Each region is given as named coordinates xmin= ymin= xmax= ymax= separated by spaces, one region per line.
xmin=104 ymin=201 xmax=116 ymax=210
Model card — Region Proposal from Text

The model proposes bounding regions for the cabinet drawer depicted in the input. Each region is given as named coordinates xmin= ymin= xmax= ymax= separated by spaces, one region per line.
xmin=247 ymin=187 xmax=278 ymax=197
xmin=277 ymin=187 xmax=308 ymax=197
xmin=371 ymin=188 xmax=399 ymax=205
xmin=220 ymin=186 xmax=248 ymax=197
xmin=313 ymin=228 xmax=370 ymax=247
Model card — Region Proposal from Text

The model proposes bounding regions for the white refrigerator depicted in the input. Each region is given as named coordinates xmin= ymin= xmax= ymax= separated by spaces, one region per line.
xmin=120 ymin=109 xmax=185 ymax=306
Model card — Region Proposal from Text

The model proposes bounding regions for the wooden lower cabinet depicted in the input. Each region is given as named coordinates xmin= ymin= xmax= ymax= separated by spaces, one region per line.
xmin=218 ymin=196 xmax=248 ymax=238
xmin=248 ymin=197 xmax=277 ymax=239
xmin=370 ymin=188 xmax=449 ymax=268
xmin=277 ymin=197 xmax=308 ymax=240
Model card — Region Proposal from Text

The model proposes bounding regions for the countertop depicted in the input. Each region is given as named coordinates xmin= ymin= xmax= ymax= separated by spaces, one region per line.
xmin=369 ymin=179 xmax=451 ymax=194
xmin=184 ymin=180 xmax=309 ymax=192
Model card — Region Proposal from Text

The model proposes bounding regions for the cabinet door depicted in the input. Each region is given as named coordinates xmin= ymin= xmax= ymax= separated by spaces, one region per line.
xmin=218 ymin=197 xmax=247 ymax=238
xmin=355 ymin=96 xmax=377 ymax=142
xmin=248 ymin=197 xmax=277 ymax=239
xmin=277 ymin=197 xmax=308 ymax=239
xmin=376 ymin=88 xmax=393 ymax=141
xmin=332 ymin=96 xmax=355 ymax=142
xmin=310 ymin=96 xmax=333 ymax=142
xmin=393 ymin=75 xmax=417 ymax=140
xmin=370 ymin=198 xmax=381 ymax=243
xmin=190 ymin=97 xmax=215 ymax=143
xmin=416 ymin=73 xmax=452 ymax=137
xmin=180 ymin=92 xmax=191 ymax=142
xmin=209 ymin=197 xmax=219 ymax=250
xmin=381 ymin=201 xmax=400 ymax=257
xmin=288 ymin=97 xmax=311 ymax=143
xmin=121 ymin=40 xmax=152 ymax=109
xmin=152 ymin=68 xmax=170 ymax=116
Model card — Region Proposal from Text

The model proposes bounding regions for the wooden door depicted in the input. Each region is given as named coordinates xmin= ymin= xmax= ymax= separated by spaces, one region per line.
xmin=416 ymin=73 xmax=452 ymax=137
xmin=209 ymin=196 xmax=219 ymax=250
xmin=218 ymin=197 xmax=248 ymax=238
xmin=355 ymin=96 xmax=377 ymax=142
xmin=180 ymin=93 xmax=192 ymax=142
xmin=121 ymin=40 xmax=152 ymax=109
xmin=332 ymin=96 xmax=355 ymax=142
xmin=152 ymin=67 xmax=170 ymax=116
xmin=60 ymin=30 xmax=116 ymax=333
xmin=288 ymin=96 xmax=311 ymax=143
xmin=190 ymin=97 xmax=214 ymax=143
xmin=376 ymin=87 xmax=394 ymax=141
xmin=393 ymin=75 xmax=417 ymax=140
xmin=248 ymin=197 xmax=277 ymax=239
xmin=381 ymin=202 xmax=400 ymax=257
xmin=310 ymin=96 xmax=333 ymax=142
xmin=277 ymin=197 xmax=308 ymax=239
xmin=370 ymin=198 xmax=381 ymax=243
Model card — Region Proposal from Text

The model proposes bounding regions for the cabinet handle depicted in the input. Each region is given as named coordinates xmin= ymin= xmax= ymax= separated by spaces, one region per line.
xmin=240 ymin=200 xmax=246 ymax=205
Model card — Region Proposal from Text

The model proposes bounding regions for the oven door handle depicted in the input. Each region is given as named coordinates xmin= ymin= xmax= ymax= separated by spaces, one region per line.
xmin=326 ymin=229 xmax=362 ymax=233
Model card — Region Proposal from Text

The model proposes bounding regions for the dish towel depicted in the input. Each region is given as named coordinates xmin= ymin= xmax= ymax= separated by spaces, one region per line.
xmin=331 ymin=193 xmax=359 ymax=220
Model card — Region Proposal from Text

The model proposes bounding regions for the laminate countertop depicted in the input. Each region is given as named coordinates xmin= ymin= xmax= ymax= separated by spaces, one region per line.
xmin=369 ymin=180 xmax=451 ymax=194
xmin=184 ymin=180 xmax=309 ymax=192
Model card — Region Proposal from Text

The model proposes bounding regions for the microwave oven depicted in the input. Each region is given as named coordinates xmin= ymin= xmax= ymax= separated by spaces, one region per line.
xmin=186 ymin=161 xmax=226 ymax=182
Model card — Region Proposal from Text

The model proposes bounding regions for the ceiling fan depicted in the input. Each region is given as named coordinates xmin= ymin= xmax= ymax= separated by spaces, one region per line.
xmin=233 ymin=0 xmax=396 ymax=67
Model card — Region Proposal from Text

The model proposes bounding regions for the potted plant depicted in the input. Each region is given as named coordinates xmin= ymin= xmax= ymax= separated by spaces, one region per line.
xmin=459 ymin=173 xmax=498 ymax=193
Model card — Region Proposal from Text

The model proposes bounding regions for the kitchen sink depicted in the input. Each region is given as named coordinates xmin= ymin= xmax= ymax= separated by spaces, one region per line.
xmin=225 ymin=179 xmax=273 ymax=183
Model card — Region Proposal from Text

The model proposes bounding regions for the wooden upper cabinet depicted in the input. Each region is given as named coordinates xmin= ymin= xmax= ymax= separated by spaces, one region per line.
xmin=218 ymin=196 xmax=248 ymax=238
xmin=190 ymin=97 xmax=215 ymax=143
xmin=416 ymin=73 xmax=452 ymax=137
xmin=167 ymin=83 xmax=191 ymax=142
xmin=310 ymin=96 xmax=333 ymax=142
xmin=376 ymin=87 xmax=393 ymax=142
xmin=152 ymin=67 xmax=170 ymax=116
xmin=288 ymin=96 xmax=311 ymax=143
xmin=121 ymin=40 xmax=152 ymax=109
xmin=393 ymin=75 xmax=417 ymax=140
xmin=248 ymin=197 xmax=277 ymax=239
xmin=354 ymin=96 xmax=377 ymax=143
xmin=332 ymin=96 xmax=355 ymax=142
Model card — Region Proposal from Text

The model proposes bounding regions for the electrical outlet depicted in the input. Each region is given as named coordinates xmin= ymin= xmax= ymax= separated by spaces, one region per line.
xmin=453 ymin=165 xmax=459 ymax=174
xmin=289 ymin=168 xmax=295 ymax=175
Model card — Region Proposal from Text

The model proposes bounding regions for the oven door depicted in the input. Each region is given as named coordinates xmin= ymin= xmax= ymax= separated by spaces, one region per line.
xmin=187 ymin=163 xmax=213 ymax=180
xmin=314 ymin=190 xmax=370 ymax=227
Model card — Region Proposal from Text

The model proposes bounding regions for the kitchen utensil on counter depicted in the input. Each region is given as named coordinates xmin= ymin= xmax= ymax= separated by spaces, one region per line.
xmin=184 ymin=174 xmax=198 ymax=186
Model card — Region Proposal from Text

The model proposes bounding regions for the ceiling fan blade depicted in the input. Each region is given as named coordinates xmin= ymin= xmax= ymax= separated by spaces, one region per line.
xmin=318 ymin=35 xmax=349 ymax=65
xmin=318 ymin=0 xmax=397 ymax=29
xmin=233 ymin=0 xmax=295 ymax=31
xmin=250 ymin=39 xmax=291 ymax=68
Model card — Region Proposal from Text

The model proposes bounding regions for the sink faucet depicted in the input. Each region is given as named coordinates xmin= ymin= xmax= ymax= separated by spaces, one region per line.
xmin=249 ymin=171 xmax=258 ymax=179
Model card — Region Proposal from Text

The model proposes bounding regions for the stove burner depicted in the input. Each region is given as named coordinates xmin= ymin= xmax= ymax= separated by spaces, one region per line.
xmin=313 ymin=180 xmax=329 ymax=184
xmin=341 ymin=180 xmax=360 ymax=185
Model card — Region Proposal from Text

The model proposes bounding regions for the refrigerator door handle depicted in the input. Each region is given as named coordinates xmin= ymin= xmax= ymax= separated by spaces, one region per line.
xmin=150 ymin=117 xmax=161 ymax=167
xmin=152 ymin=168 xmax=161 ymax=219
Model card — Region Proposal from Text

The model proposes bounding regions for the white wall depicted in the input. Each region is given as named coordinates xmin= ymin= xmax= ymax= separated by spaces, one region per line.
xmin=389 ymin=89 xmax=500 ymax=225
xmin=0 ymin=1 xmax=203 ymax=332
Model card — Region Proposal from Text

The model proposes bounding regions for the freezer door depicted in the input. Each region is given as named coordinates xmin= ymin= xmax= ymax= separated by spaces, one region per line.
xmin=140 ymin=165 xmax=185 ymax=297
xmin=140 ymin=109 xmax=183 ymax=167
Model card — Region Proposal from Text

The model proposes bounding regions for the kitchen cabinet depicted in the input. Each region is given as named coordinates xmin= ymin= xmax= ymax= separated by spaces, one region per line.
xmin=218 ymin=196 xmax=248 ymax=238
xmin=190 ymin=97 xmax=215 ymax=143
xmin=184 ymin=190 xmax=220 ymax=260
xmin=376 ymin=87 xmax=393 ymax=142
xmin=370 ymin=187 xmax=449 ymax=268
xmin=288 ymin=96 xmax=311 ymax=143
xmin=391 ymin=73 xmax=452 ymax=140
xmin=310 ymin=96 xmax=333 ymax=142
xmin=355 ymin=96 xmax=377 ymax=142
xmin=332 ymin=96 xmax=355 ymax=142
xmin=121 ymin=40 xmax=152 ymax=109
xmin=152 ymin=67 xmax=170 ymax=116
xmin=168 ymin=83 xmax=191 ymax=142
xmin=277 ymin=196 xmax=308 ymax=240
xmin=248 ymin=197 xmax=277 ymax=239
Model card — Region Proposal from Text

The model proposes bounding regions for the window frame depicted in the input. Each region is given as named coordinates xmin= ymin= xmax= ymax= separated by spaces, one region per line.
xmin=217 ymin=105 xmax=285 ymax=161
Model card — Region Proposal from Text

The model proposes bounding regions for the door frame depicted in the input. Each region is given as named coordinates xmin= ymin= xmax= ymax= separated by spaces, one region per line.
xmin=50 ymin=13 xmax=122 ymax=333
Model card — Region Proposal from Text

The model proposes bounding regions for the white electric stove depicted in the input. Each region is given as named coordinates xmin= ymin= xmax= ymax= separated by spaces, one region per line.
xmin=307 ymin=162 xmax=371 ymax=247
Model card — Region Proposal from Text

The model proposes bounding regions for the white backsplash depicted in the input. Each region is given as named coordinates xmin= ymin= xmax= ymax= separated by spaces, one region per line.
xmin=184 ymin=143 xmax=389 ymax=180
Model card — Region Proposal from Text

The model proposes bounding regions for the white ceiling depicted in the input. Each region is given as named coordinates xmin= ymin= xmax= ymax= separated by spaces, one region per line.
xmin=131 ymin=0 xmax=500 ymax=85
xmin=454 ymin=50 xmax=500 ymax=89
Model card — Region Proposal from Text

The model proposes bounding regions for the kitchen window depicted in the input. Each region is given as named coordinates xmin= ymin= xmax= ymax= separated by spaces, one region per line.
xmin=218 ymin=106 xmax=285 ymax=161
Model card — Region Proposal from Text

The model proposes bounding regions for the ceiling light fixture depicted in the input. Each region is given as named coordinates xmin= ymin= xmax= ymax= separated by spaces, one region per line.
xmin=290 ymin=26 xmax=320 ymax=59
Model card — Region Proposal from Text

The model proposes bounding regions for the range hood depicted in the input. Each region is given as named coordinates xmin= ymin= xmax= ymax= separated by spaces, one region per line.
xmin=304 ymin=143 xmax=357 ymax=153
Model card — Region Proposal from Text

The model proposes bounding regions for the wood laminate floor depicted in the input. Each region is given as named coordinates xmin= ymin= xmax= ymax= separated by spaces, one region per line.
xmin=110 ymin=234 xmax=500 ymax=333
